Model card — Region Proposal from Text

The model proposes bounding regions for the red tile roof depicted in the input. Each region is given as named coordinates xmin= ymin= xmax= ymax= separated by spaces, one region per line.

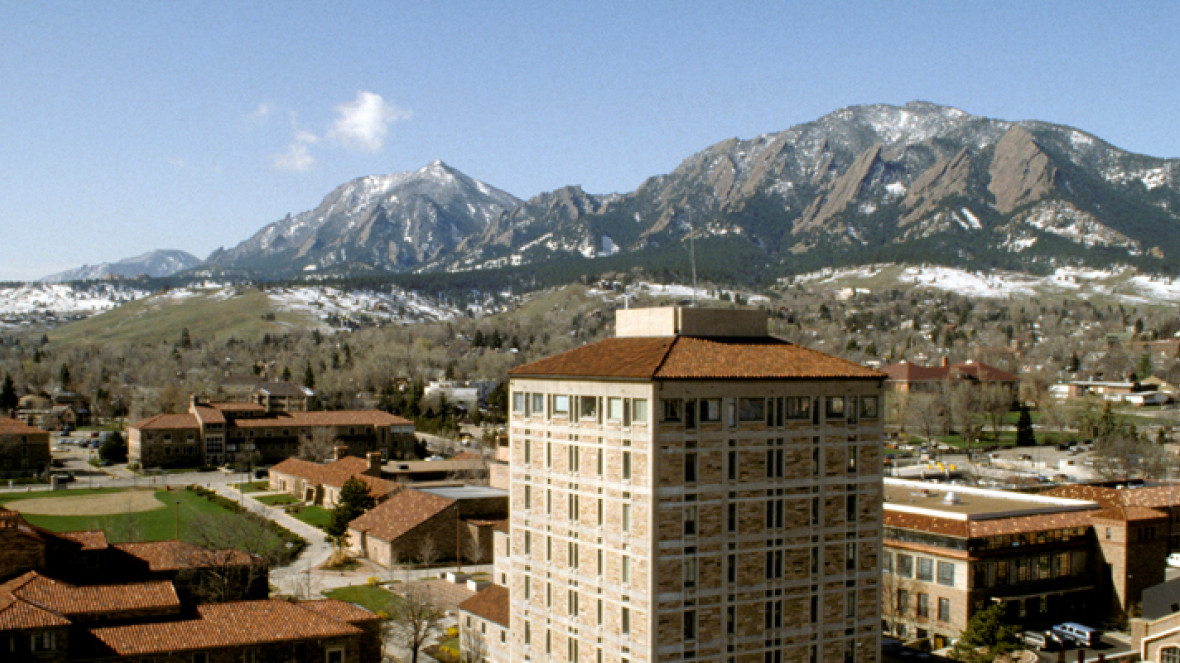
xmin=299 ymin=598 xmax=384 ymax=625
xmin=880 ymin=360 xmax=1018 ymax=384
xmin=57 ymin=530 xmax=110 ymax=551
xmin=885 ymin=508 xmax=1100 ymax=538
xmin=232 ymin=410 xmax=412 ymax=428
xmin=192 ymin=405 xmax=226 ymax=425
xmin=0 ymin=572 xmax=179 ymax=623
xmin=270 ymin=456 xmax=395 ymax=496
xmin=87 ymin=599 xmax=368 ymax=655
xmin=509 ymin=335 xmax=883 ymax=380
xmin=348 ymin=489 xmax=455 ymax=543
xmin=114 ymin=540 xmax=254 ymax=571
xmin=130 ymin=413 xmax=200 ymax=431
xmin=458 ymin=584 xmax=509 ymax=627
xmin=0 ymin=417 xmax=47 ymax=435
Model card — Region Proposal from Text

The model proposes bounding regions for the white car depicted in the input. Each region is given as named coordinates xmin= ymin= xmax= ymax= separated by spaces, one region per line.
xmin=1167 ymin=552 xmax=1180 ymax=568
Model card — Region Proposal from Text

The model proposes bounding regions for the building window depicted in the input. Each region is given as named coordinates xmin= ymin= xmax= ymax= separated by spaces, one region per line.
xmin=553 ymin=395 xmax=570 ymax=415
xmin=608 ymin=397 xmax=624 ymax=420
xmin=662 ymin=399 xmax=682 ymax=422
xmin=324 ymin=649 xmax=343 ymax=663
xmin=897 ymin=589 xmax=909 ymax=614
xmin=786 ymin=396 xmax=811 ymax=419
xmin=916 ymin=557 xmax=933 ymax=582
xmin=684 ymin=609 xmax=697 ymax=640
xmin=684 ymin=504 xmax=698 ymax=536
xmin=621 ymin=607 xmax=631 ymax=636
xmin=685 ymin=452 xmax=698 ymax=483
xmin=581 ymin=396 xmax=597 ymax=419
xmin=701 ymin=399 xmax=722 ymax=422
xmin=684 ymin=548 xmax=698 ymax=588
xmin=728 ymin=502 xmax=738 ymax=533
xmin=896 ymin=554 xmax=913 ymax=578
xmin=938 ymin=597 xmax=951 ymax=622
xmin=622 ymin=503 xmax=631 ymax=532
xmin=826 ymin=396 xmax=846 ymax=419
xmin=622 ymin=451 xmax=632 ymax=481
xmin=632 ymin=399 xmax=648 ymax=423
xmin=524 ymin=485 xmax=531 ymax=509
xmin=937 ymin=561 xmax=955 ymax=587
xmin=622 ymin=555 xmax=631 ymax=584
xmin=917 ymin=593 xmax=929 ymax=618
xmin=860 ymin=396 xmax=879 ymax=418
xmin=569 ymin=445 xmax=580 ymax=472
xmin=531 ymin=393 xmax=545 ymax=415
xmin=738 ymin=397 xmax=765 ymax=422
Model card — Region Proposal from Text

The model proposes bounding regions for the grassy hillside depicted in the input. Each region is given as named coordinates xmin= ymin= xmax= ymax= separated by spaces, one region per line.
xmin=47 ymin=289 xmax=311 ymax=347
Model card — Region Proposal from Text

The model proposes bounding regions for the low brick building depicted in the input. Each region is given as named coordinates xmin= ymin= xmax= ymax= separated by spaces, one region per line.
xmin=348 ymin=486 xmax=508 ymax=568
xmin=458 ymin=584 xmax=509 ymax=663
xmin=268 ymin=450 xmax=395 ymax=507
xmin=128 ymin=397 xmax=415 ymax=468
xmin=0 ymin=416 xmax=50 ymax=478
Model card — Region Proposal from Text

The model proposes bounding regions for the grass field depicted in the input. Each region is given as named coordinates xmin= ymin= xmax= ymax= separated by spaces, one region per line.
xmin=324 ymin=585 xmax=402 ymax=614
xmin=256 ymin=493 xmax=299 ymax=506
xmin=234 ymin=481 xmax=271 ymax=493
xmin=46 ymin=289 xmax=310 ymax=347
xmin=3 ymin=487 xmax=263 ymax=543
xmin=289 ymin=504 xmax=332 ymax=529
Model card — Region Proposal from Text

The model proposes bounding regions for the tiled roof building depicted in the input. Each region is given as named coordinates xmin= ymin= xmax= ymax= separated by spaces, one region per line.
xmin=880 ymin=359 xmax=1018 ymax=392
xmin=268 ymin=450 xmax=395 ymax=507
xmin=0 ymin=416 xmax=50 ymax=478
xmin=348 ymin=486 xmax=508 ymax=568
xmin=128 ymin=396 xmax=415 ymax=468
xmin=882 ymin=478 xmax=1170 ymax=647
xmin=487 ymin=307 xmax=887 ymax=663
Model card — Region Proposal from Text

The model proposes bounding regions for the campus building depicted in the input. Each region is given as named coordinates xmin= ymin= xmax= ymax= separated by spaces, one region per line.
xmin=0 ymin=416 xmax=50 ymax=478
xmin=128 ymin=397 xmax=415 ymax=468
xmin=486 ymin=306 xmax=886 ymax=663
xmin=883 ymin=479 xmax=1172 ymax=648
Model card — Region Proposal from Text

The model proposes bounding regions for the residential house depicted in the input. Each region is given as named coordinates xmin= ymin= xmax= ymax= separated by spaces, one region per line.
xmin=252 ymin=381 xmax=316 ymax=412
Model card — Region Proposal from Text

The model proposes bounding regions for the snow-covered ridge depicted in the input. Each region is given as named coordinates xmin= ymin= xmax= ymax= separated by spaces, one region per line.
xmin=787 ymin=264 xmax=1180 ymax=303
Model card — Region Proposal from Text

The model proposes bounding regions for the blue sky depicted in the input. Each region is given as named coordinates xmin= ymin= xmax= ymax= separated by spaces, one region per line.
xmin=2 ymin=1 xmax=1178 ymax=280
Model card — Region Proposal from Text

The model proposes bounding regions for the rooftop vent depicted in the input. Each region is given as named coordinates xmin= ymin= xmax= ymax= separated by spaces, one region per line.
xmin=942 ymin=492 xmax=962 ymax=505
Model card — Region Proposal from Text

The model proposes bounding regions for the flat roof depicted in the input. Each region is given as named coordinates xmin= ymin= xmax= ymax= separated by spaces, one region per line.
xmin=884 ymin=478 xmax=1098 ymax=521
xmin=420 ymin=485 xmax=508 ymax=501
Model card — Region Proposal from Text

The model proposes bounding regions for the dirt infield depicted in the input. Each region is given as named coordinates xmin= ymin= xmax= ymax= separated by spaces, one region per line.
xmin=6 ymin=490 xmax=165 ymax=516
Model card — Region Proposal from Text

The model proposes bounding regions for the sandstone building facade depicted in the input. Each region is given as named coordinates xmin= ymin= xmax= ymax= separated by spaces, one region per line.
xmin=497 ymin=307 xmax=886 ymax=663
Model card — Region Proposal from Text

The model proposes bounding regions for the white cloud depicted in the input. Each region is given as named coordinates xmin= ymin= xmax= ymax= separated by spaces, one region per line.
xmin=327 ymin=91 xmax=410 ymax=152
xmin=272 ymin=120 xmax=319 ymax=172
xmin=248 ymin=102 xmax=272 ymax=120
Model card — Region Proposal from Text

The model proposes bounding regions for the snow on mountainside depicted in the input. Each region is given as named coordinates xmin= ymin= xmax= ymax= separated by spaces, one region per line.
xmin=0 ymin=283 xmax=148 ymax=329
xmin=205 ymin=160 xmax=520 ymax=276
xmin=41 ymin=250 xmax=202 ymax=282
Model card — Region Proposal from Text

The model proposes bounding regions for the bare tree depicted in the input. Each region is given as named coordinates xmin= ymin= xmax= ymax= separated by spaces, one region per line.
xmin=417 ymin=536 xmax=440 ymax=568
xmin=385 ymin=583 xmax=445 ymax=663
xmin=948 ymin=383 xmax=984 ymax=450
xmin=180 ymin=510 xmax=283 ymax=602
xmin=299 ymin=426 xmax=338 ymax=461
xmin=904 ymin=392 xmax=946 ymax=443
xmin=979 ymin=383 xmax=1013 ymax=444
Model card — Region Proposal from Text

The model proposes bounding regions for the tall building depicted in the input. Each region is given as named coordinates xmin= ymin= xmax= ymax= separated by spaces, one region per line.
xmin=502 ymin=307 xmax=885 ymax=663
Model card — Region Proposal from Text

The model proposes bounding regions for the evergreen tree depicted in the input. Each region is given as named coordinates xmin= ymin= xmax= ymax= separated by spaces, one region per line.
xmin=281 ymin=365 xmax=292 ymax=382
xmin=953 ymin=603 xmax=1020 ymax=663
xmin=1137 ymin=353 xmax=1153 ymax=381
xmin=58 ymin=363 xmax=71 ymax=390
xmin=0 ymin=374 xmax=17 ymax=413
xmin=1015 ymin=405 xmax=1036 ymax=447
xmin=99 ymin=432 xmax=128 ymax=463
xmin=303 ymin=360 xmax=316 ymax=389
xmin=1067 ymin=351 xmax=1081 ymax=373
xmin=178 ymin=327 xmax=192 ymax=349
xmin=325 ymin=477 xmax=376 ymax=548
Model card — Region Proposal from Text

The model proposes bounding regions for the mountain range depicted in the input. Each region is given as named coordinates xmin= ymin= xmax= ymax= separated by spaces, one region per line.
xmin=42 ymin=250 xmax=202 ymax=282
xmin=50 ymin=102 xmax=1180 ymax=283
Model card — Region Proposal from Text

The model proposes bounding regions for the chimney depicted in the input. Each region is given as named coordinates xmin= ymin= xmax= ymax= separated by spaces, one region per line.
xmin=940 ymin=357 xmax=949 ymax=368
xmin=333 ymin=445 xmax=348 ymax=461
xmin=366 ymin=451 xmax=382 ymax=476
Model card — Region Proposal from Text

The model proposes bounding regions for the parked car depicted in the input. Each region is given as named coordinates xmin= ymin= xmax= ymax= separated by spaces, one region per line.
xmin=1022 ymin=631 xmax=1059 ymax=651
xmin=1167 ymin=552 xmax=1180 ymax=568
xmin=1052 ymin=622 xmax=1099 ymax=648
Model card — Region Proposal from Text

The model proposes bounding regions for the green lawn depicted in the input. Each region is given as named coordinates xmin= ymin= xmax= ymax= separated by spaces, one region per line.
xmin=234 ymin=481 xmax=271 ymax=493
xmin=324 ymin=585 xmax=402 ymax=614
xmin=289 ymin=504 xmax=332 ymax=529
xmin=256 ymin=493 xmax=299 ymax=506
xmin=3 ymin=488 xmax=242 ymax=542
